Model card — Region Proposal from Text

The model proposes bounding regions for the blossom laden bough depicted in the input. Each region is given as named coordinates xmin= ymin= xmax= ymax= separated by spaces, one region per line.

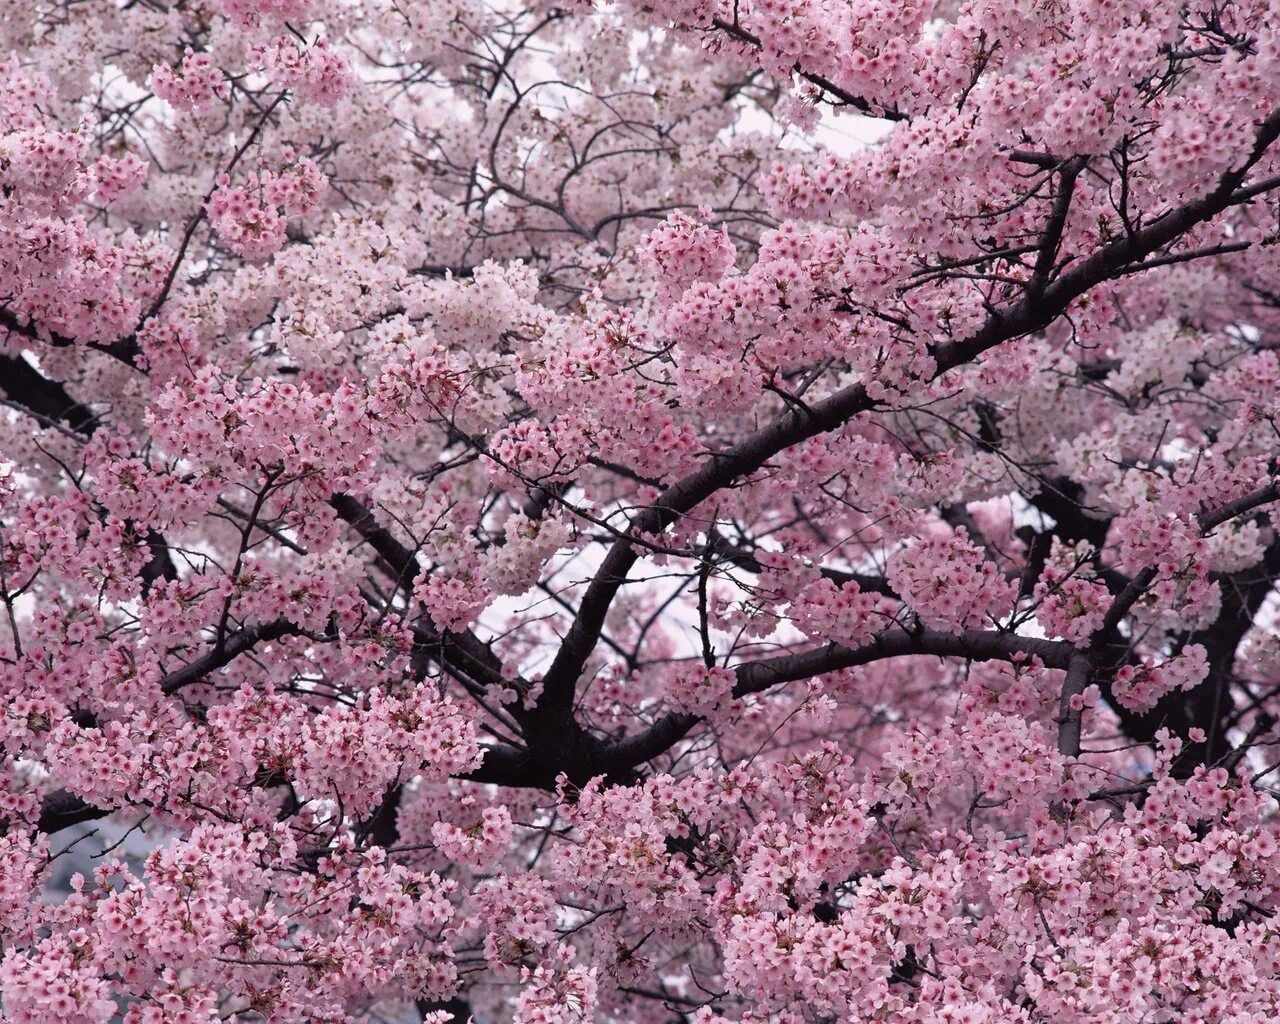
xmin=4 ymin=1 xmax=1280 ymax=1022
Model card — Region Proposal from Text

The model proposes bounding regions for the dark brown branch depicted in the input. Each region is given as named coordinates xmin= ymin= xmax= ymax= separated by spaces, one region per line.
xmin=0 ymin=355 xmax=179 ymax=588
xmin=1057 ymin=655 xmax=1093 ymax=757
xmin=36 ymin=789 xmax=111 ymax=834
xmin=328 ymin=493 xmax=513 ymax=692
xmin=1200 ymin=480 xmax=1280 ymax=533
xmin=161 ymin=619 xmax=301 ymax=694
xmin=0 ymin=306 xmax=139 ymax=367
xmin=709 ymin=17 xmax=905 ymax=121
xmin=734 ymin=628 xmax=1074 ymax=696
xmin=0 ymin=353 xmax=100 ymax=434
xmin=704 ymin=529 xmax=898 ymax=597
xmin=607 ymin=629 xmax=1075 ymax=773
xmin=537 ymin=111 xmax=1280 ymax=732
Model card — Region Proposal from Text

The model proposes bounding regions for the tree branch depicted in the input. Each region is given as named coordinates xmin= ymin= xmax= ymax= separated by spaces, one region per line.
xmin=537 ymin=108 xmax=1280 ymax=733
xmin=607 ymin=628 xmax=1075 ymax=773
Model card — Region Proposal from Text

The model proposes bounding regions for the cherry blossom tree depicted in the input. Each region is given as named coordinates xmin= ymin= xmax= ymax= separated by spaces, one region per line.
xmin=6 ymin=0 xmax=1280 ymax=1020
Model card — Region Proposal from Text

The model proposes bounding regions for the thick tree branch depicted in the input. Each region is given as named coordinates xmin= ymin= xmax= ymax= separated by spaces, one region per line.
xmin=0 ymin=353 xmax=100 ymax=433
xmin=608 ymin=628 xmax=1075 ymax=773
xmin=538 ymin=112 xmax=1280 ymax=733
xmin=161 ymin=619 xmax=301 ymax=694
xmin=329 ymin=493 xmax=519 ymax=695
xmin=709 ymin=17 xmax=906 ymax=121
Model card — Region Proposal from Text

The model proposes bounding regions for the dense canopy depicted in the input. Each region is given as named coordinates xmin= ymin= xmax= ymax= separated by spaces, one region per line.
xmin=4 ymin=1 xmax=1280 ymax=1022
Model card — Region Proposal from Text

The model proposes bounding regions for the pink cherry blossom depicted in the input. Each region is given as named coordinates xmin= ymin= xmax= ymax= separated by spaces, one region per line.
xmin=4 ymin=1 xmax=1280 ymax=1022
xmin=149 ymin=50 xmax=230 ymax=115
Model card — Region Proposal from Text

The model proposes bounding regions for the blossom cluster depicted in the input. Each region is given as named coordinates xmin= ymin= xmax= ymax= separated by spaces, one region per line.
xmin=5 ymin=0 xmax=1280 ymax=1022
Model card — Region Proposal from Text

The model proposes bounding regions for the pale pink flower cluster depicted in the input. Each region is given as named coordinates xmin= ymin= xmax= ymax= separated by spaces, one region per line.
xmin=5 ymin=0 xmax=1280 ymax=1021
xmin=888 ymin=528 xmax=1017 ymax=631
xmin=90 ymin=152 xmax=147 ymax=206
xmin=1035 ymin=575 xmax=1111 ymax=643
xmin=0 ymin=936 xmax=117 ymax=1024
xmin=638 ymin=208 xmax=737 ymax=302
xmin=483 ymin=513 xmax=572 ymax=596
xmin=0 ymin=127 xmax=89 ymax=201
xmin=298 ymin=687 xmax=483 ymax=811
xmin=149 ymin=49 xmax=230 ymax=114
xmin=474 ymin=873 xmax=559 ymax=967
xmin=1032 ymin=541 xmax=1111 ymax=643
xmin=556 ymin=774 xmax=712 ymax=931
xmin=220 ymin=0 xmax=312 ymax=27
xmin=206 ymin=180 xmax=287 ymax=260
xmin=662 ymin=662 xmax=737 ymax=716
xmin=431 ymin=805 xmax=513 ymax=869
xmin=147 ymin=368 xmax=374 ymax=499
xmin=514 ymin=962 xmax=598 ymax=1024
xmin=206 ymin=159 xmax=326 ymax=260
xmin=1 ymin=826 xmax=460 ymax=1022
xmin=0 ymin=832 xmax=43 ymax=941
xmin=252 ymin=36 xmax=352 ymax=106
xmin=1112 ymin=644 xmax=1210 ymax=714
xmin=788 ymin=578 xmax=887 ymax=647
